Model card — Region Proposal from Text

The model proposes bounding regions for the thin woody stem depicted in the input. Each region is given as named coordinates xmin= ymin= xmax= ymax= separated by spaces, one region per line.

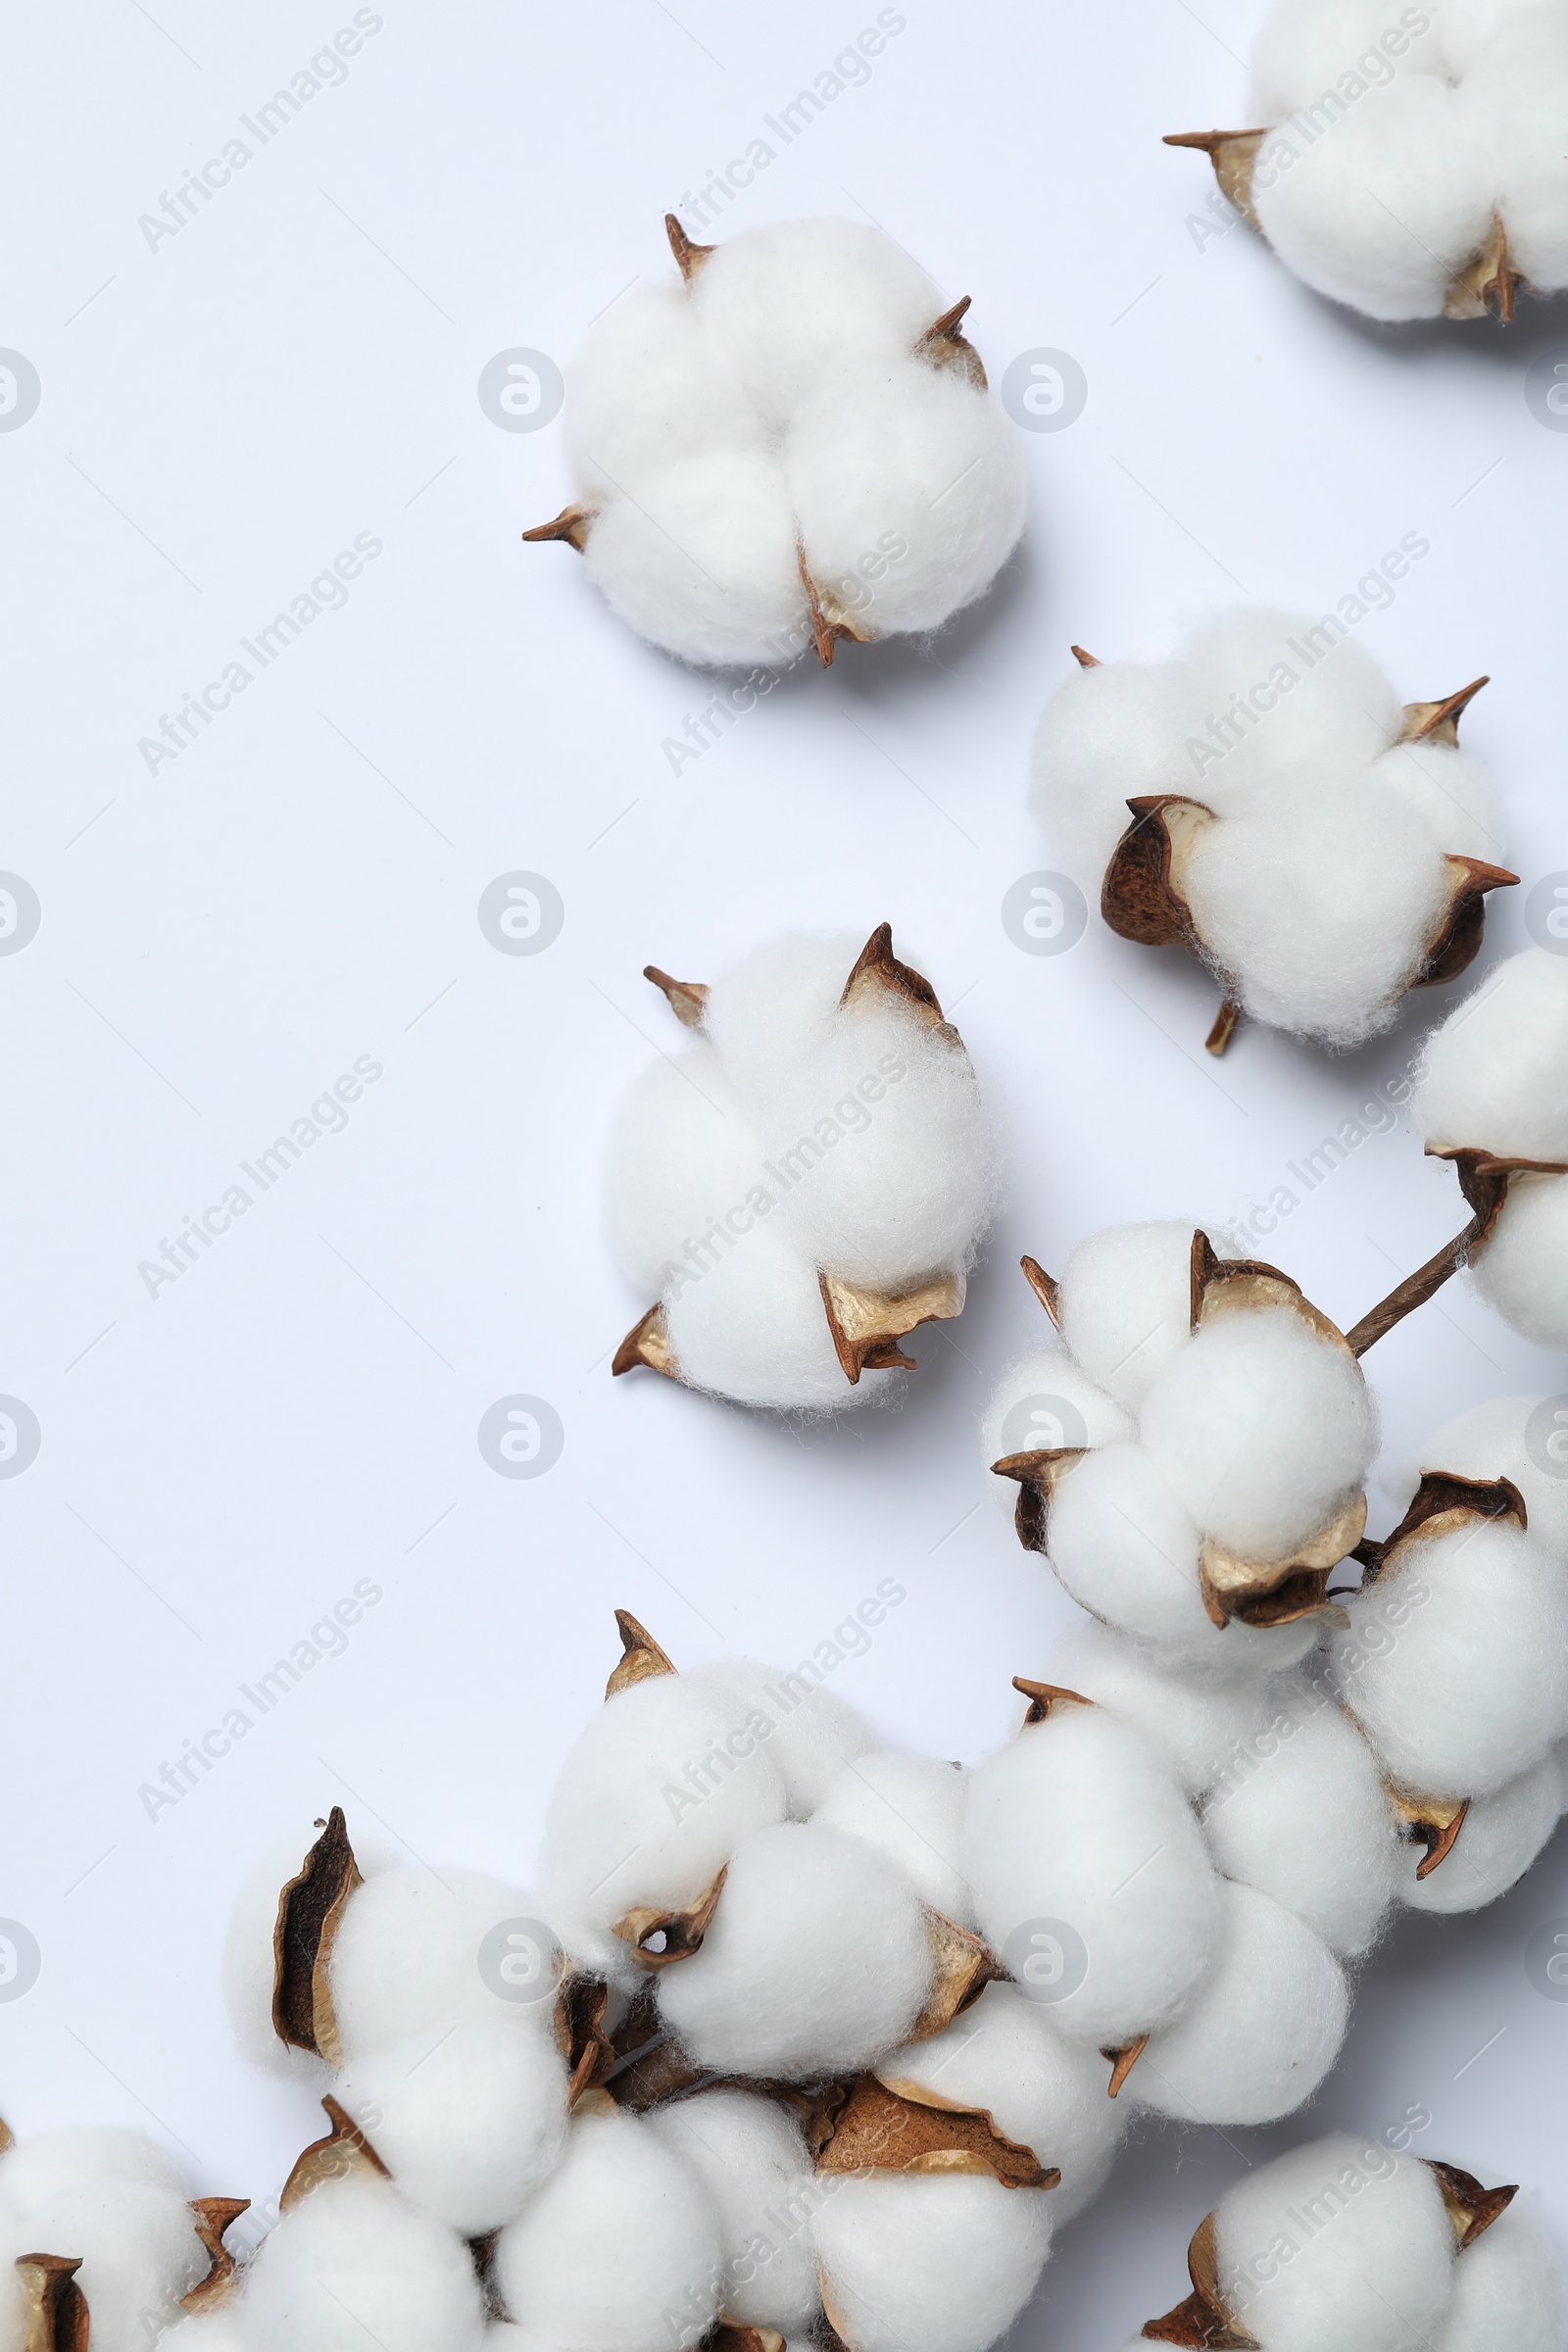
xmin=1345 ymin=1218 xmax=1478 ymax=1356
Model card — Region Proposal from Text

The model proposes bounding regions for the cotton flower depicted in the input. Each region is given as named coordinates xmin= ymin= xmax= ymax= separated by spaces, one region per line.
xmin=525 ymin=216 xmax=1024 ymax=668
xmin=606 ymin=927 xmax=997 ymax=1409
xmin=1167 ymin=0 xmax=1568 ymax=322
xmin=242 ymin=2174 xmax=489 ymax=2352
xmin=1030 ymin=611 xmax=1512 ymax=1051
xmin=0 ymin=2130 xmax=218 ymax=2352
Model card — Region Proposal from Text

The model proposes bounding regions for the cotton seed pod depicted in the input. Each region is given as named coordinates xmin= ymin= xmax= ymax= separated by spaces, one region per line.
xmin=1047 ymin=1620 xmax=1285 ymax=1800
xmin=876 ymin=1980 xmax=1126 ymax=2224
xmin=1406 ymin=1394 xmax=1568 ymax=1555
xmin=1031 ymin=612 xmax=1511 ymax=1050
xmin=492 ymin=2110 xmax=722 ymax=2352
xmin=688 ymin=1657 xmax=873 ymax=1815
xmin=812 ymin=1752 xmax=973 ymax=1924
xmin=241 ymin=2173 xmax=488 ymax=2352
xmin=811 ymin=2175 xmax=1054 ymax=2352
xmin=1335 ymin=1471 xmax=1568 ymax=1802
xmin=324 ymin=1860 xmax=564 ymax=2064
xmin=653 ymin=1821 xmax=947 ymax=2079
xmin=1200 ymin=1690 xmax=1403 ymax=1956
xmin=960 ymin=1690 xmax=1220 ymax=2049
xmin=527 ymin=215 xmax=1024 ymax=669
xmin=1396 ymin=1754 xmax=1561 ymax=1916
xmin=1432 ymin=2197 xmax=1568 ymax=2350
xmin=1127 ymin=1880 xmax=1349 ymax=2127
xmin=1167 ymin=0 xmax=1568 ymax=322
xmin=1138 ymin=2133 xmax=1516 ymax=2351
xmin=0 ymin=2130 xmax=218 ymax=2352
xmin=606 ymin=929 xmax=996 ymax=1409
xmin=644 ymin=2089 xmax=821 ymax=2332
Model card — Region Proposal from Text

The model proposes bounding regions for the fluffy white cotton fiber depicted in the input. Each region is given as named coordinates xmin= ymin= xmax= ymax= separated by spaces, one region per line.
xmin=536 ymin=1671 xmax=787 ymax=1984
xmin=1054 ymin=1222 xmax=1205 ymax=1410
xmin=1414 ymin=949 xmax=1568 ymax=1160
xmin=882 ymin=1982 xmax=1126 ymax=2222
xmin=606 ymin=929 xmax=997 ymax=1410
xmin=1335 ymin=1519 xmax=1568 ymax=1798
xmin=222 ymin=1833 xmax=392 ymax=2080
xmin=1413 ymin=1394 xmax=1568 ymax=1552
xmin=1031 ymin=612 xmax=1502 ymax=1047
xmin=1037 ymin=1442 xmax=1208 ymax=1644
xmin=1434 ymin=2198 xmax=1568 ymax=2348
xmin=243 ymin=2175 xmax=488 ymax=2352
xmin=1399 ymin=1754 xmax=1561 ymax=1913
xmin=493 ymin=2110 xmax=721 ymax=2352
xmin=981 ymin=1344 xmax=1135 ymax=1512
xmin=657 ymin=1821 xmax=933 ymax=2077
xmin=961 ymin=1705 xmax=1219 ymax=2045
xmin=0 ymin=2131 xmax=207 ymax=2352
xmin=1131 ymin=1880 xmax=1348 ymax=2126
xmin=645 ymin=2090 xmax=820 ymax=2331
xmin=329 ymin=1866 xmax=560 ymax=2059
xmin=1470 ymin=1173 xmax=1568 ymax=1349
xmin=813 ymin=2176 xmax=1054 ymax=2352
xmin=689 ymin=1658 xmax=872 ymax=1815
xmin=548 ymin=216 xmax=1024 ymax=667
xmin=1211 ymin=2134 xmax=1455 ymax=2352
xmin=813 ymin=1752 xmax=972 ymax=1923
xmin=1048 ymin=1621 xmax=1281 ymax=1797
xmin=335 ymin=2017 xmax=568 ymax=2234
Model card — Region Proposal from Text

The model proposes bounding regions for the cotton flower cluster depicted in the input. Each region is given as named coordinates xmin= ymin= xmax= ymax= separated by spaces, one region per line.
xmin=525 ymin=215 xmax=1025 ymax=669
xmin=1030 ymin=611 xmax=1513 ymax=1052
xmin=1167 ymin=0 xmax=1568 ymax=323
xmin=0 ymin=2125 xmax=222 ymax=2352
xmin=605 ymin=927 xmax=997 ymax=1409
xmin=1126 ymin=2131 xmax=1567 ymax=2351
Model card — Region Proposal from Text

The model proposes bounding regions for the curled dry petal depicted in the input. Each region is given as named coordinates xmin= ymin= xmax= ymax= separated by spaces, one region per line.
xmin=14 ymin=2259 xmax=89 ymax=2352
xmin=281 ymin=2096 xmax=391 ymax=2214
xmin=1399 ymin=676 xmax=1490 ymax=748
xmin=1161 ymin=130 xmax=1266 ymax=230
xmin=1426 ymin=2159 xmax=1518 ymax=2245
xmin=1142 ymin=2211 xmax=1262 ymax=2346
xmin=612 ymin=1866 xmax=728 ymax=1970
xmin=521 ymin=504 xmax=596 ymax=552
xmin=606 ymin=1606 xmax=677 ymax=1698
xmin=819 ymin=1267 xmax=967 ymax=1383
xmin=817 ymin=2073 xmax=1058 ymax=2191
xmin=1102 ymin=795 xmax=1216 ymax=952
xmin=913 ymin=296 xmax=988 ymax=392
xmin=644 ymin=965 xmax=710 ymax=1030
xmin=1390 ymin=1789 xmax=1471 ymax=1882
xmin=839 ymin=924 xmax=952 ymax=1034
xmin=1102 ymin=2034 xmax=1149 ymax=2099
xmin=612 ymin=1301 xmax=678 ymax=1380
xmin=906 ymin=1910 xmax=1005 ymax=2041
xmin=990 ymin=1448 xmax=1088 ymax=1554
xmin=663 ymin=211 xmax=714 ymax=282
xmin=272 ymin=1807 xmax=362 ymax=2068
xmin=180 ymin=2200 xmax=251 ymax=2315
xmin=1011 ymin=1677 xmax=1094 ymax=1726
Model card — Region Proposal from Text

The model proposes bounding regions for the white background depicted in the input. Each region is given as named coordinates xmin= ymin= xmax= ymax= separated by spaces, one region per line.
xmin=2 ymin=0 xmax=1566 ymax=2341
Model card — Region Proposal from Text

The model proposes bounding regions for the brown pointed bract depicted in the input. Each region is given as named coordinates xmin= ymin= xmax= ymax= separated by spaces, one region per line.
xmin=613 ymin=1866 xmax=728 ymax=1969
xmin=1427 ymin=2158 xmax=1518 ymax=2245
xmin=281 ymin=2096 xmax=391 ymax=2213
xmin=713 ymin=2327 xmax=788 ymax=2352
xmin=1070 ymin=644 xmax=1101 ymax=669
xmin=612 ymin=1301 xmax=679 ymax=1381
xmin=664 ymin=212 xmax=714 ymax=281
xmin=907 ymin=1910 xmax=1004 ymax=2040
xmin=1205 ymin=999 xmax=1243 ymax=1056
xmin=1446 ymin=214 xmax=1523 ymax=321
xmin=555 ymin=1971 xmax=617 ymax=2104
xmin=1011 ymin=1676 xmax=1094 ymax=1725
xmin=1019 ymin=1253 xmax=1061 ymax=1325
xmin=913 ymin=296 xmax=987 ymax=391
xmin=1359 ymin=1469 xmax=1528 ymax=1585
xmin=644 ymin=965 xmax=710 ymax=1029
xmin=1162 ymin=129 xmax=1266 ymax=231
xmin=990 ymin=1447 xmax=1088 ymax=1554
xmin=521 ymin=504 xmax=595 ymax=552
xmin=798 ymin=543 xmax=875 ymax=666
xmin=272 ymin=1807 xmax=362 ymax=2067
xmin=1390 ymin=1789 xmax=1471 ymax=1881
xmin=180 ymin=2200 xmax=251 ymax=2315
xmin=818 ymin=2073 xmax=1057 ymax=2190
xmin=606 ymin=1607 xmax=677 ymax=1697
xmin=1102 ymin=2033 xmax=1149 ymax=2098
xmin=819 ymin=1267 xmax=966 ymax=1382
xmin=1102 ymin=795 xmax=1216 ymax=950
xmin=1141 ymin=2212 xmax=1262 ymax=2347
xmin=1400 ymin=676 xmax=1490 ymax=747
xmin=14 ymin=2258 xmax=89 ymax=2352
xmin=839 ymin=923 xmax=950 ymax=1031
xmin=1416 ymin=856 xmax=1519 ymax=990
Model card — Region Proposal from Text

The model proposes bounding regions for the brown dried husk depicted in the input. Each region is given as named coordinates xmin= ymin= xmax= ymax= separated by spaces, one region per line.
xmin=605 ymin=1606 xmax=676 ymax=1697
xmin=271 ymin=1807 xmax=362 ymax=2067
xmin=906 ymin=1910 xmax=1005 ymax=2040
xmin=179 ymin=2200 xmax=252 ymax=2315
xmin=815 ymin=2073 xmax=1057 ymax=2191
xmin=280 ymin=2096 xmax=390 ymax=2213
xmin=13 ymin=2258 xmax=90 ymax=2352
xmin=612 ymin=1866 xmax=728 ymax=1970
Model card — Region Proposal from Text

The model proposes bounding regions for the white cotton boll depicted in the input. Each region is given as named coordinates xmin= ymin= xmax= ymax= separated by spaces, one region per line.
xmin=0 ymin=2169 xmax=205 ymax=2352
xmin=335 ymin=2019 xmax=568 ymax=2236
xmin=1180 ymin=777 xmax=1451 ymax=1044
xmin=644 ymin=2090 xmax=820 ymax=2331
xmin=1250 ymin=0 xmax=1444 ymax=118
xmin=1201 ymin=1697 xmax=1401 ymax=1956
xmin=1132 ymin=1880 xmax=1348 ymax=2126
xmin=603 ymin=1051 xmax=769 ymax=1298
xmin=961 ymin=1706 xmax=1220 ymax=2046
xmin=1048 ymin=1621 xmax=1279 ymax=1798
xmin=1432 ymin=0 xmax=1552 ymax=72
xmin=221 ymin=1836 xmax=391 ymax=2081
xmin=883 ymin=1982 xmax=1125 ymax=2223
xmin=329 ymin=1867 xmax=560 ymax=2060
xmin=787 ymin=360 xmax=1025 ymax=639
xmin=1466 ymin=14 xmax=1568 ymax=291
xmin=1471 ymin=1174 xmax=1568 ymax=1350
xmin=1175 ymin=612 xmax=1403 ymax=808
xmin=813 ymin=2176 xmax=1053 ymax=2352
xmin=583 ymin=453 xmax=808 ymax=669
xmin=0 ymin=2125 xmax=186 ymax=2206
xmin=536 ymin=1671 xmax=788 ymax=1985
xmin=662 ymin=1214 xmax=892 ymax=1409
xmin=1399 ymin=1755 xmax=1561 ymax=1912
xmin=1212 ymin=2134 xmax=1454 ymax=2352
xmin=158 ymin=2314 xmax=246 ymax=2352
xmin=1372 ymin=739 xmax=1506 ymax=863
xmin=493 ymin=2110 xmax=721 ymax=2352
xmin=1433 ymin=2197 xmax=1568 ymax=2348
xmin=1410 ymin=1395 xmax=1568 ymax=1555
xmin=813 ymin=1753 xmax=972 ymax=1924
xmin=981 ymin=1344 xmax=1136 ymax=1510
xmin=1055 ymin=1222 xmax=1210 ymax=1412
xmin=687 ymin=1658 xmax=873 ymax=1816
xmin=242 ymin=2175 xmax=487 ymax=2352
xmin=1415 ymin=950 xmax=1568 ymax=1158
xmin=564 ymin=287 xmax=765 ymax=503
xmin=1251 ymin=80 xmax=1496 ymax=321
xmin=1029 ymin=658 xmax=1198 ymax=883
xmin=1336 ymin=1519 xmax=1568 ymax=1798
xmin=702 ymin=933 xmax=868 ymax=1105
xmin=1141 ymin=1305 xmax=1376 ymax=1559
xmin=658 ymin=1821 xmax=933 ymax=2077
xmin=693 ymin=219 xmax=945 ymax=427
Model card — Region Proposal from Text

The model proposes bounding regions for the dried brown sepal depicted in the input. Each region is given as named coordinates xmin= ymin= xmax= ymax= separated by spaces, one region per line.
xmin=521 ymin=504 xmax=595 ymax=552
xmin=1359 ymin=1470 xmax=1528 ymax=1586
xmin=1438 ymin=1146 xmax=1568 ymax=1242
xmin=1142 ymin=2214 xmax=1261 ymax=2347
xmin=555 ymin=1972 xmax=616 ymax=2103
xmin=1019 ymin=1253 xmax=1061 ymax=1325
xmin=1162 ymin=130 xmax=1266 ymax=231
xmin=990 ymin=1448 xmax=1087 ymax=1553
xmin=604 ymin=2034 xmax=710 ymax=2110
xmin=612 ymin=1300 xmax=679 ymax=1381
xmin=644 ymin=965 xmax=710 ymax=1030
xmin=1426 ymin=2158 xmax=1518 ymax=2244
xmin=1011 ymin=1676 xmax=1094 ymax=1725
xmin=839 ymin=923 xmax=950 ymax=1031
xmin=1415 ymin=856 xmax=1519 ymax=990
xmin=819 ymin=1267 xmax=966 ymax=1383
xmin=606 ymin=1606 xmax=677 ymax=1697
xmin=1199 ymin=1494 xmax=1366 ymax=1630
xmin=1189 ymin=1230 xmax=1353 ymax=1354
xmin=1102 ymin=2033 xmax=1149 ymax=2098
xmin=613 ymin=1866 xmax=728 ymax=1970
xmin=664 ymin=212 xmax=715 ymax=282
xmin=1070 ymin=644 xmax=1101 ymax=669
xmin=179 ymin=2200 xmax=251 ymax=2315
xmin=906 ymin=1910 xmax=1004 ymax=2041
xmin=14 ymin=2258 xmax=89 ymax=2352
xmin=818 ymin=2276 xmax=857 ymax=2351
xmin=913 ymin=296 xmax=987 ymax=392
xmin=1391 ymin=1790 xmax=1471 ymax=1881
xmin=1445 ymin=214 xmax=1523 ymax=322
xmin=272 ymin=1807 xmax=362 ymax=2067
xmin=817 ymin=2072 xmax=1057 ymax=2190
xmin=280 ymin=2096 xmax=391 ymax=2214
xmin=1102 ymin=795 xmax=1216 ymax=949
xmin=1399 ymin=675 xmax=1490 ymax=747
xmin=713 ymin=2326 xmax=788 ymax=2352
xmin=1205 ymin=998 xmax=1243 ymax=1056
xmin=0 ymin=2116 xmax=12 ymax=2157
xmin=798 ymin=544 xmax=875 ymax=667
